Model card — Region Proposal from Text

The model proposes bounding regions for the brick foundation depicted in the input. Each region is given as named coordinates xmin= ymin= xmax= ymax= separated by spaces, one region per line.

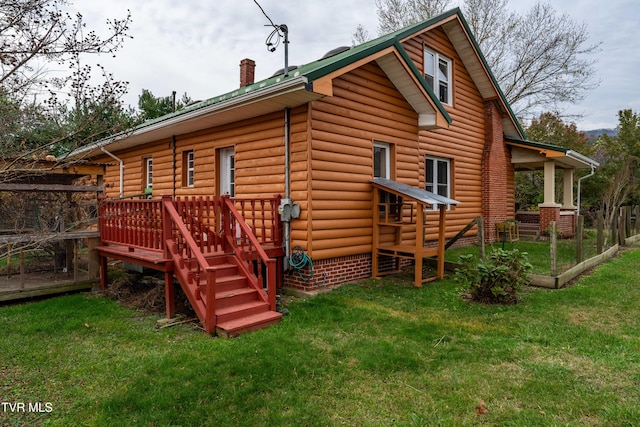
xmin=283 ymin=253 xmax=372 ymax=292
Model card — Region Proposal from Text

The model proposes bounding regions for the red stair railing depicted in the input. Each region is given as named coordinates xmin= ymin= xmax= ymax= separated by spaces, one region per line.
xmin=223 ymin=196 xmax=277 ymax=311
xmin=162 ymin=195 xmax=220 ymax=334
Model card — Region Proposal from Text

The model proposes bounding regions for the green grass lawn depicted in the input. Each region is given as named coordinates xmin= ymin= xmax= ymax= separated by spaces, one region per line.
xmin=1 ymin=248 xmax=639 ymax=426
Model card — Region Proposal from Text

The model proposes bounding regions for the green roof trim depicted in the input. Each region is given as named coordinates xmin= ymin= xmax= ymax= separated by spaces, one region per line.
xmin=102 ymin=7 xmax=525 ymax=141
xmin=505 ymin=137 xmax=569 ymax=154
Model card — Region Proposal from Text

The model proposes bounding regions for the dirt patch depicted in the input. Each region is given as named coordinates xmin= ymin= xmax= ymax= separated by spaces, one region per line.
xmin=101 ymin=265 xmax=194 ymax=316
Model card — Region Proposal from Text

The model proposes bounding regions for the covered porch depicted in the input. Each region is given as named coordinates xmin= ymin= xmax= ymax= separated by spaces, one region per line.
xmin=371 ymin=178 xmax=459 ymax=287
xmin=507 ymin=139 xmax=599 ymax=238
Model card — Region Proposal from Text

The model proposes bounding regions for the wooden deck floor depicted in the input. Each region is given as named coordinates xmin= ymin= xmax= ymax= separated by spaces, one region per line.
xmin=0 ymin=271 xmax=97 ymax=303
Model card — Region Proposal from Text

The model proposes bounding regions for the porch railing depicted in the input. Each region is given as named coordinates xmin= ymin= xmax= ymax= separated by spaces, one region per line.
xmin=99 ymin=198 xmax=163 ymax=251
xmin=98 ymin=195 xmax=282 ymax=251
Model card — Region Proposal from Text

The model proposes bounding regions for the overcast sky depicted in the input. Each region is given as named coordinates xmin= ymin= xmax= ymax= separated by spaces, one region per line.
xmin=73 ymin=0 xmax=638 ymax=131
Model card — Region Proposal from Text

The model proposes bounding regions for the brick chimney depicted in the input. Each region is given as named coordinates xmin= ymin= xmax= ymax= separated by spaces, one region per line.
xmin=239 ymin=58 xmax=256 ymax=87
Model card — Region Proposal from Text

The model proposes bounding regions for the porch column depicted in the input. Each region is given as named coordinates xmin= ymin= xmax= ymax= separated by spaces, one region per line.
xmin=562 ymin=168 xmax=575 ymax=209
xmin=540 ymin=161 xmax=560 ymax=207
xmin=539 ymin=161 xmax=561 ymax=235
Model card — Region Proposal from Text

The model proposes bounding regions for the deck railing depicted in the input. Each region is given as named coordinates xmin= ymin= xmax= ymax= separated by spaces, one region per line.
xmin=99 ymin=195 xmax=282 ymax=251
xmin=99 ymin=198 xmax=164 ymax=251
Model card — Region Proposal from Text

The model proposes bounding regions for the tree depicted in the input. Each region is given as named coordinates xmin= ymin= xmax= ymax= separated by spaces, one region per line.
xmin=594 ymin=110 xmax=640 ymax=236
xmin=1 ymin=0 xmax=131 ymax=102
xmin=137 ymin=89 xmax=193 ymax=120
xmin=0 ymin=0 xmax=133 ymax=170
xmin=360 ymin=0 xmax=600 ymax=119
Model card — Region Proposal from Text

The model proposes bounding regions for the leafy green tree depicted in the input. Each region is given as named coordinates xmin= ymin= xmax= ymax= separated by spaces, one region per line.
xmin=138 ymin=89 xmax=193 ymax=120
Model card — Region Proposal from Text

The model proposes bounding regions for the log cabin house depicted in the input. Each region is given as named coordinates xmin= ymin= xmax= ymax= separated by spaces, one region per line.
xmin=69 ymin=8 xmax=597 ymax=336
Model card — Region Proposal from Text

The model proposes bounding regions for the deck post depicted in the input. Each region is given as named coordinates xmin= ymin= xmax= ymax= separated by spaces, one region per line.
xmin=161 ymin=195 xmax=173 ymax=259
xmin=165 ymin=270 xmax=175 ymax=319
xmin=437 ymin=204 xmax=446 ymax=279
xmin=414 ymin=202 xmax=424 ymax=287
xmin=267 ymin=259 xmax=277 ymax=311
xmin=99 ymin=255 xmax=108 ymax=289
xmin=205 ymin=269 xmax=217 ymax=334
xmin=372 ymin=187 xmax=380 ymax=278
xmin=161 ymin=195 xmax=176 ymax=319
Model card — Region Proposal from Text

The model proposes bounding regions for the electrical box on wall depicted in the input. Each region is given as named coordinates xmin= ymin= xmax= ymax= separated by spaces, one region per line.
xmin=279 ymin=198 xmax=300 ymax=222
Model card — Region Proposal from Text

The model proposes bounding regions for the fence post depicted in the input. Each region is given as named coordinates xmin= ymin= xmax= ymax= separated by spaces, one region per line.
xmin=550 ymin=221 xmax=557 ymax=277
xmin=576 ymin=215 xmax=584 ymax=263
xmin=161 ymin=195 xmax=173 ymax=258
xmin=618 ymin=210 xmax=626 ymax=246
xmin=597 ymin=211 xmax=604 ymax=254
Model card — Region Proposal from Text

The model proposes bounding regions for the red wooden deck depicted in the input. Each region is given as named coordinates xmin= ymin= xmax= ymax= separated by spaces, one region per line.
xmin=97 ymin=195 xmax=284 ymax=336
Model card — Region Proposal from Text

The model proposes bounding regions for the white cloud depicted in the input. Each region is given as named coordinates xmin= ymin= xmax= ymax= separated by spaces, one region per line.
xmin=70 ymin=0 xmax=637 ymax=130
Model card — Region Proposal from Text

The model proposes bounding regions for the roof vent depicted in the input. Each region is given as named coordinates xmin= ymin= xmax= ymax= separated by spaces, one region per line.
xmin=270 ymin=64 xmax=298 ymax=78
xmin=319 ymin=46 xmax=350 ymax=60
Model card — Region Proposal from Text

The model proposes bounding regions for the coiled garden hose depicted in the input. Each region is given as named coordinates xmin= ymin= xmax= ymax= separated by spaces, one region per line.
xmin=289 ymin=245 xmax=327 ymax=286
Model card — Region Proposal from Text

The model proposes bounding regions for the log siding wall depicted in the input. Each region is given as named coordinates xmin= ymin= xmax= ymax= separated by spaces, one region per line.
xmin=98 ymin=25 xmax=515 ymax=270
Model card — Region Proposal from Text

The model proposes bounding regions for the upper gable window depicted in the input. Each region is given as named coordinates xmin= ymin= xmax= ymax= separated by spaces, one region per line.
xmin=424 ymin=48 xmax=452 ymax=105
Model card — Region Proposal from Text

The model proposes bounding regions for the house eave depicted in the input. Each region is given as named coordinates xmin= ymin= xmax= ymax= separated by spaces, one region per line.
xmin=70 ymin=77 xmax=319 ymax=159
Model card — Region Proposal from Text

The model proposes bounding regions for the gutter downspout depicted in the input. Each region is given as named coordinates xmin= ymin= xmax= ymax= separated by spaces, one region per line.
xmin=577 ymin=164 xmax=596 ymax=216
xmin=283 ymin=107 xmax=291 ymax=269
xmin=101 ymin=147 xmax=124 ymax=198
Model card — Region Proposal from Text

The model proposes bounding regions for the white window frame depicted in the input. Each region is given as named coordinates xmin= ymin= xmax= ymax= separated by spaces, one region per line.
xmin=145 ymin=157 xmax=153 ymax=189
xmin=373 ymin=142 xmax=390 ymax=179
xmin=424 ymin=48 xmax=452 ymax=105
xmin=186 ymin=150 xmax=195 ymax=187
xmin=425 ymin=156 xmax=451 ymax=210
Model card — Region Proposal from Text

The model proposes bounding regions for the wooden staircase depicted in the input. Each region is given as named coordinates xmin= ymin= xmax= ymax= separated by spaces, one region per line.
xmin=205 ymin=254 xmax=282 ymax=337
xmin=98 ymin=195 xmax=283 ymax=337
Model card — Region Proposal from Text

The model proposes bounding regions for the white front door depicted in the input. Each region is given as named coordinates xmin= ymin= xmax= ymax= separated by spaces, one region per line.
xmin=219 ymin=147 xmax=235 ymax=196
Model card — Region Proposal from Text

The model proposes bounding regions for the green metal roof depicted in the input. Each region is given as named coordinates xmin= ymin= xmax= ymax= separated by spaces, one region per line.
xmin=78 ymin=7 xmax=528 ymax=151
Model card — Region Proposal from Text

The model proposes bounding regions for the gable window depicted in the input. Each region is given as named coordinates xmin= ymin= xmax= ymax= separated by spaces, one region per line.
xmin=373 ymin=142 xmax=390 ymax=179
xmin=425 ymin=156 xmax=451 ymax=209
xmin=182 ymin=150 xmax=194 ymax=187
xmin=424 ymin=48 xmax=452 ymax=105
xmin=144 ymin=157 xmax=153 ymax=191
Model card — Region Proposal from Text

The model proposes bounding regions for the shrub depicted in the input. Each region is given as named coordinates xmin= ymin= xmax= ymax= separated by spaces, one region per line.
xmin=455 ymin=249 xmax=532 ymax=304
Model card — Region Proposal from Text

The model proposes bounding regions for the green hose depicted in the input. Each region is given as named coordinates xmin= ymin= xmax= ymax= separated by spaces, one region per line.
xmin=289 ymin=245 xmax=326 ymax=286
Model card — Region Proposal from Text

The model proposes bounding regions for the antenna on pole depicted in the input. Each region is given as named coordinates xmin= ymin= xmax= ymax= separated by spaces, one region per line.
xmin=253 ymin=0 xmax=289 ymax=76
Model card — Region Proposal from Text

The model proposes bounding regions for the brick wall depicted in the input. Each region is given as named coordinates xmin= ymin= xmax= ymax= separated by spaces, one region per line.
xmin=482 ymin=100 xmax=509 ymax=242
xmin=283 ymin=253 xmax=372 ymax=292
xmin=539 ymin=206 xmax=560 ymax=234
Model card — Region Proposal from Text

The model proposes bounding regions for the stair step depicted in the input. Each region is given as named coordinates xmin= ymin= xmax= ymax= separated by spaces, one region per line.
xmin=215 ymin=287 xmax=260 ymax=308
xmin=216 ymin=300 xmax=270 ymax=323
xmin=210 ymin=262 xmax=238 ymax=276
xmin=197 ymin=274 xmax=248 ymax=294
xmin=216 ymin=311 xmax=283 ymax=338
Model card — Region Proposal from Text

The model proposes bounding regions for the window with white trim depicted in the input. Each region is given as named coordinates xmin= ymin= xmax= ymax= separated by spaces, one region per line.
xmin=425 ymin=156 xmax=450 ymax=209
xmin=373 ymin=142 xmax=390 ymax=179
xmin=144 ymin=157 xmax=153 ymax=189
xmin=183 ymin=150 xmax=194 ymax=187
xmin=424 ymin=48 xmax=452 ymax=105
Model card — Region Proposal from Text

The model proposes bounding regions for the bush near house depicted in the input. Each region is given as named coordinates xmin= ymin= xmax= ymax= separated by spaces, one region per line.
xmin=455 ymin=249 xmax=532 ymax=304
